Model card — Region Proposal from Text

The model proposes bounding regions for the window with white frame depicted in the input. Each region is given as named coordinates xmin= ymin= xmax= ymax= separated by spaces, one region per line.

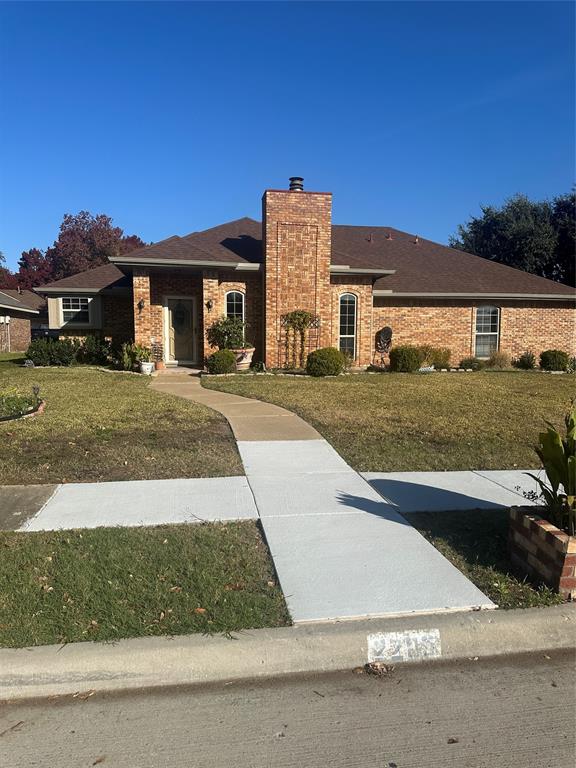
xmin=475 ymin=305 xmax=500 ymax=357
xmin=339 ymin=293 xmax=357 ymax=358
xmin=62 ymin=296 xmax=90 ymax=324
xmin=225 ymin=291 xmax=245 ymax=322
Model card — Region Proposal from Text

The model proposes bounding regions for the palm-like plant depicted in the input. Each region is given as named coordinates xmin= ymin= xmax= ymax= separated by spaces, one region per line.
xmin=527 ymin=405 xmax=576 ymax=536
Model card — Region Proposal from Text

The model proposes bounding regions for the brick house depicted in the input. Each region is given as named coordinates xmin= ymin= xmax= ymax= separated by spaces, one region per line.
xmin=0 ymin=289 xmax=47 ymax=352
xmin=35 ymin=178 xmax=576 ymax=367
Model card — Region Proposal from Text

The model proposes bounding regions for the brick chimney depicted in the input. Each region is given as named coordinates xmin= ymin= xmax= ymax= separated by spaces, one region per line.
xmin=262 ymin=178 xmax=332 ymax=367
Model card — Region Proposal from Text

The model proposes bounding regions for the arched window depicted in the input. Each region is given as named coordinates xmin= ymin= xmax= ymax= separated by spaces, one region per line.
xmin=475 ymin=306 xmax=500 ymax=358
xmin=339 ymin=293 xmax=357 ymax=358
xmin=225 ymin=291 xmax=245 ymax=322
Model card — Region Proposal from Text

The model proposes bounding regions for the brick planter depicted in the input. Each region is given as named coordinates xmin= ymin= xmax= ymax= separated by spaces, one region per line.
xmin=509 ymin=507 xmax=576 ymax=599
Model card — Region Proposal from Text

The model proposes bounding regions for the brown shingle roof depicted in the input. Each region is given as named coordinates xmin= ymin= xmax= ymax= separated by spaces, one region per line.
xmin=36 ymin=263 xmax=130 ymax=292
xmin=0 ymin=289 xmax=47 ymax=313
xmin=37 ymin=219 xmax=576 ymax=298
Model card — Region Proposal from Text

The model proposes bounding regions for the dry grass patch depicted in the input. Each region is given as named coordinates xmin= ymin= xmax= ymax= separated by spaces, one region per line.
xmin=0 ymin=365 xmax=243 ymax=484
xmin=203 ymin=372 xmax=574 ymax=471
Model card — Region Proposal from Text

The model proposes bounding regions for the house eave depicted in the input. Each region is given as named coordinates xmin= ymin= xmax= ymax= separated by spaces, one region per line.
xmin=0 ymin=303 xmax=39 ymax=314
xmin=110 ymin=256 xmax=262 ymax=271
xmin=330 ymin=265 xmax=396 ymax=276
xmin=373 ymin=291 xmax=576 ymax=301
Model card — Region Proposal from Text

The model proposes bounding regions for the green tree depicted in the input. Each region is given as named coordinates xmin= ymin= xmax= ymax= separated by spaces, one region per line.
xmin=450 ymin=192 xmax=575 ymax=287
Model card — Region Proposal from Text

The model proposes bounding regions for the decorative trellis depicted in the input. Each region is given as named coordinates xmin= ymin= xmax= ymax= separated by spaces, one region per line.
xmin=280 ymin=311 xmax=320 ymax=369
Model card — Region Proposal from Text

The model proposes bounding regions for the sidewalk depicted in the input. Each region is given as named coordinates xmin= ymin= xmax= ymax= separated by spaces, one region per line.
xmin=153 ymin=374 xmax=494 ymax=622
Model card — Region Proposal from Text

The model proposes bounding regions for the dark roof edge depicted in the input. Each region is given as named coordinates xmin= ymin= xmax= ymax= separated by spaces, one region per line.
xmin=0 ymin=302 xmax=39 ymax=314
xmin=374 ymin=291 xmax=576 ymax=301
xmin=109 ymin=257 xmax=261 ymax=271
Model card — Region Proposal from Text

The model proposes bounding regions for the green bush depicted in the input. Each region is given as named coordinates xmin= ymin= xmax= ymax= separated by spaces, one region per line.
xmin=306 ymin=347 xmax=346 ymax=377
xmin=77 ymin=335 xmax=111 ymax=365
xmin=540 ymin=349 xmax=569 ymax=372
xmin=459 ymin=357 xmax=485 ymax=371
xmin=206 ymin=317 xmax=248 ymax=350
xmin=417 ymin=345 xmax=451 ymax=369
xmin=25 ymin=338 xmax=77 ymax=367
xmin=486 ymin=351 xmax=512 ymax=370
xmin=25 ymin=338 xmax=52 ymax=366
xmin=206 ymin=349 xmax=237 ymax=374
xmin=389 ymin=345 xmax=423 ymax=373
xmin=513 ymin=351 xmax=536 ymax=370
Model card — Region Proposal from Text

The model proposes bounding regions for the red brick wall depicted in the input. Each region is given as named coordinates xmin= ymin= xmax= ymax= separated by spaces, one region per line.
xmin=202 ymin=270 xmax=263 ymax=360
xmin=330 ymin=277 xmax=373 ymax=367
xmin=373 ymin=298 xmax=576 ymax=365
xmin=0 ymin=314 xmax=31 ymax=352
xmin=102 ymin=294 xmax=134 ymax=343
xmin=509 ymin=508 xmax=576 ymax=598
xmin=262 ymin=190 xmax=332 ymax=367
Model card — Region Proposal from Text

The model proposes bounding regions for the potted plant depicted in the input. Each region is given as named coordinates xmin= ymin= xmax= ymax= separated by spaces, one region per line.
xmin=206 ymin=316 xmax=255 ymax=371
xmin=508 ymin=405 xmax=576 ymax=599
xmin=135 ymin=344 xmax=154 ymax=375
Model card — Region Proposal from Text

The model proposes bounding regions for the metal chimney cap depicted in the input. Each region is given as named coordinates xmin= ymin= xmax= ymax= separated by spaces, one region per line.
xmin=289 ymin=177 xmax=304 ymax=191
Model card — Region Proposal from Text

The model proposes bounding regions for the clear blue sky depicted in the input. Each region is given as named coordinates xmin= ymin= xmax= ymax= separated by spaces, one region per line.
xmin=0 ymin=1 xmax=574 ymax=269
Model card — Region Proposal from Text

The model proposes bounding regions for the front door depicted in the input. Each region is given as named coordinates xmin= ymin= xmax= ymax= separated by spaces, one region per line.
xmin=167 ymin=298 xmax=196 ymax=363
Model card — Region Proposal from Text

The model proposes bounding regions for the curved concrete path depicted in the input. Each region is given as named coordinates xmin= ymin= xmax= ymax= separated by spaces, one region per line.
xmin=152 ymin=373 xmax=320 ymax=441
xmin=152 ymin=373 xmax=494 ymax=623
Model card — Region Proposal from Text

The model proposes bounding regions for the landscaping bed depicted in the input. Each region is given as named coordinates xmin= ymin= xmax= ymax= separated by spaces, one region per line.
xmin=0 ymin=364 xmax=243 ymax=484
xmin=405 ymin=508 xmax=565 ymax=609
xmin=0 ymin=521 xmax=289 ymax=647
xmin=203 ymin=372 xmax=575 ymax=471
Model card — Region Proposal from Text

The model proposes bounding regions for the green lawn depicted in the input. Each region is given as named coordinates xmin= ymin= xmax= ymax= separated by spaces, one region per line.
xmin=203 ymin=372 xmax=575 ymax=471
xmin=0 ymin=364 xmax=243 ymax=484
xmin=0 ymin=521 xmax=289 ymax=647
xmin=406 ymin=509 xmax=564 ymax=609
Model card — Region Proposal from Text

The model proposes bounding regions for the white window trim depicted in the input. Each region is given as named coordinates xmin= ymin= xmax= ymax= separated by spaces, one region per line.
xmin=474 ymin=305 xmax=500 ymax=358
xmin=59 ymin=296 xmax=93 ymax=328
xmin=338 ymin=292 xmax=357 ymax=359
xmin=225 ymin=290 xmax=245 ymax=323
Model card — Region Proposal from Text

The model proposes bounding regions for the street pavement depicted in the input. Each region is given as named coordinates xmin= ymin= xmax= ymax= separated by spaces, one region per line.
xmin=2 ymin=650 xmax=574 ymax=768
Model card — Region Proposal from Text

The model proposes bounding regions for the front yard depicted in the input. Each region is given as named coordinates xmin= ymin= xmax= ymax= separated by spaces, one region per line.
xmin=0 ymin=521 xmax=289 ymax=647
xmin=0 ymin=364 xmax=243 ymax=484
xmin=203 ymin=372 xmax=574 ymax=471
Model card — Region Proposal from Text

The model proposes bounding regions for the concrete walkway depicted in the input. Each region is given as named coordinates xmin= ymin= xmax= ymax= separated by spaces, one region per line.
xmin=18 ymin=477 xmax=257 ymax=532
xmin=152 ymin=373 xmax=495 ymax=622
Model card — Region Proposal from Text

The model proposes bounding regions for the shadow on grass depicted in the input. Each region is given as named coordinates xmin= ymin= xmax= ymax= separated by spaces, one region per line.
xmin=405 ymin=508 xmax=564 ymax=608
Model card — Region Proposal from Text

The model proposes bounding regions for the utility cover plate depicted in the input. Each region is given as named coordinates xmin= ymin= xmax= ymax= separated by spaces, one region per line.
xmin=367 ymin=629 xmax=442 ymax=663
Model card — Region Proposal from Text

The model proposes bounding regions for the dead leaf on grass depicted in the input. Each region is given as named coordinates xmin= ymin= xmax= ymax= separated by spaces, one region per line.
xmin=194 ymin=607 xmax=207 ymax=614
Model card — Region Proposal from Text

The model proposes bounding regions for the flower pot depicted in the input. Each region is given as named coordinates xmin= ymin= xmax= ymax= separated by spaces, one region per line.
xmin=509 ymin=506 xmax=576 ymax=598
xmin=139 ymin=361 xmax=154 ymax=375
xmin=231 ymin=347 xmax=255 ymax=371
xmin=155 ymin=360 xmax=166 ymax=371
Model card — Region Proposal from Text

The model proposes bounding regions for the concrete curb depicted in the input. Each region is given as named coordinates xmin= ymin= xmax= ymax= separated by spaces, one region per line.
xmin=1 ymin=604 xmax=574 ymax=702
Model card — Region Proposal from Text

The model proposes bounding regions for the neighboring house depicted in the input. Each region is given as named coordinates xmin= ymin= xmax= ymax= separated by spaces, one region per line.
xmin=0 ymin=289 xmax=47 ymax=352
xmin=35 ymin=178 xmax=576 ymax=367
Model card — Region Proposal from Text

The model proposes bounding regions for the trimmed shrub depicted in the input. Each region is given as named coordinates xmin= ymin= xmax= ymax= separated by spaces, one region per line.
xmin=389 ymin=345 xmax=423 ymax=373
xmin=417 ymin=345 xmax=451 ymax=369
xmin=540 ymin=349 xmax=569 ymax=372
xmin=25 ymin=338 xmax=52 ymax=366
xmin=306 ymin=347 xmax=346 ymax=377
xmin=206 ymin=317 xmax=248 ymax=350
xmin=459 ymin=357 xmax=485 ymax=371
xmin=77 ymin=335 xmax=111 ymax=365
xmin=513 ymin=351 xmax=536 ymax=370
xmin=486 ymin=351 xmax=512 ymax=370
xmin=206 ymin=349 xmax=237 ymax=374
xmin=25 ymin=338 xmax=77 ymax=367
